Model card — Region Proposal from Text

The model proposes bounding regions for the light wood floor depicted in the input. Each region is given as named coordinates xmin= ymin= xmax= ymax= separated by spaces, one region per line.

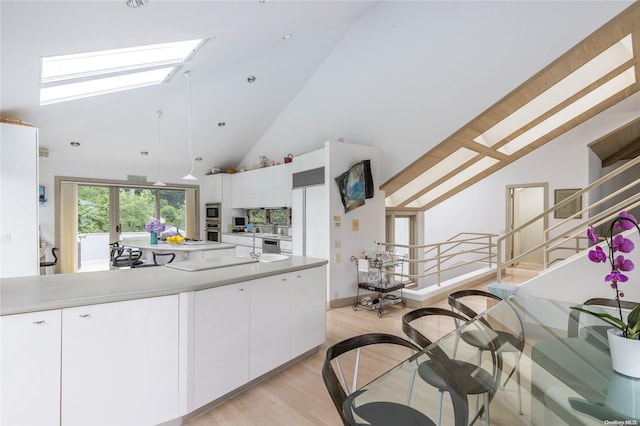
xmin=186 ymin=271 xmax=530 ymax=426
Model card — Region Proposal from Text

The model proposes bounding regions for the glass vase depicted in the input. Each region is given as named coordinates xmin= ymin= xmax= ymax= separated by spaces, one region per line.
xmin=150 ymin=232 xmax=158 ymax=244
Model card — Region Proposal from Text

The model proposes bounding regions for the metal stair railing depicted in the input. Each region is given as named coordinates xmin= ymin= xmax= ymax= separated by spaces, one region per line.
xmin=496 ymin=155 xmax=640 ymax=282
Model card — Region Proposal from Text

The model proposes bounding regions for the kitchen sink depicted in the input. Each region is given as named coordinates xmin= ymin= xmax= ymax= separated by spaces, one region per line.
xmin=258 ymin=253 xmax=291 ymax=263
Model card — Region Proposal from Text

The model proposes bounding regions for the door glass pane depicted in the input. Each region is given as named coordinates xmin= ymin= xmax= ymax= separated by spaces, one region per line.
xmin=119 ymin=187 xmax=156 ymax=238
xmin=77 ymin=185 xmax=110 ymax=272
xmin=394 ymin=217 xmax=410 ymax=277
xmin=159 ymin=189 xmax=186 ymax=235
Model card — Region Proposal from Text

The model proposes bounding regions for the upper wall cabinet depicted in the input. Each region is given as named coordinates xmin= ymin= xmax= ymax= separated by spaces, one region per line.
xmin=231 ymin=164 xmax=292 ymax=209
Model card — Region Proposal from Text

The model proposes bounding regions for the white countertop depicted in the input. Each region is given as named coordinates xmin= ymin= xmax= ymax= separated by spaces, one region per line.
xmin=0 ymin=256 xmax=327 ymax=316
xmin=122 ymin=237 xmax=236 ymax=251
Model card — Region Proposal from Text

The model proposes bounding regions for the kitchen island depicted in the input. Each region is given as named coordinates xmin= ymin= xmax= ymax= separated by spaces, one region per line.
xmin=121 ymin=237 xmax=236 ymax=263
xmin=1 ymin=256 xmax=327 ymax=426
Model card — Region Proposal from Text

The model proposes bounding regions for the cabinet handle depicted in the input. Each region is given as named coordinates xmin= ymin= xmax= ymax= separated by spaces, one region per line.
xmin=238 ymin=288 xmax=244 ymax=292
xmin=296 ymin=275 xmax=302 ymax=279
xmin=32 ymin=320 xmax=46 ymax=325
xmin=79 ymin=314 xmax=90 ymax=318
xmin=281 ymin=278 xmax=287 ymax=281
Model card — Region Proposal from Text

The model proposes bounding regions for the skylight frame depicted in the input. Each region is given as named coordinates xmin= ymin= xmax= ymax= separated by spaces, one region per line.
xmin=39 ymin=38 xmax=207 ymax=105
xmin=473 ymin=34 xmax=633 ymax=148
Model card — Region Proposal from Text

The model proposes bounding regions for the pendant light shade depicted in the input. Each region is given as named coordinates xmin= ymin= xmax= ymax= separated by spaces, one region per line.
xmin=182 ymin=71 xmax=197 ymax=181
xmin=153 ymin=110 xmax=166 ymax=187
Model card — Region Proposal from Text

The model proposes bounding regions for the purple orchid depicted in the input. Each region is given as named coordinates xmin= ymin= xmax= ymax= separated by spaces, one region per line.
xmin=588 ymin=246 xmax=607 ymax=263
xmin=578 ymin=210 xmax=640 ymax=339
xmin=614 ymin=211 xmax=637 ymax=231
xmin=611 ymin=234 xmax=634 ymax=253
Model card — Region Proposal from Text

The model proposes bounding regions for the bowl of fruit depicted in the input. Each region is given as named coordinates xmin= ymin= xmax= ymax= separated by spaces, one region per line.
xmin=166 ymin=235 xmax=185 ymax=245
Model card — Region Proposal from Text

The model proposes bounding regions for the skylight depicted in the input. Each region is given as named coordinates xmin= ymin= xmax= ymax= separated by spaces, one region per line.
xmin=40 ymin=39 xmax=206 ymax=105
xmin=474 ymin=34 xmax=633 ymax=149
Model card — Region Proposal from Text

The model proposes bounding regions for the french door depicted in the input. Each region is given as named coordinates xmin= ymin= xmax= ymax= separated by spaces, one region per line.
xmin=58 ymin=177 xmax=197 ymax=273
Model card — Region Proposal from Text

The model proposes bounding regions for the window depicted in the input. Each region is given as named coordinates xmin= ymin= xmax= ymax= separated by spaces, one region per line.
xmin=40 ymin=39 xmax=207 ymax=105
xmin=269 ymin=208 xmax=290 ymax=225
xmin=248 ymin=209 xmax=266 ymax=224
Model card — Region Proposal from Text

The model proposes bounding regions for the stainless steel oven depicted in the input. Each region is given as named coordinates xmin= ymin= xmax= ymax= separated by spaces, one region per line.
xmin=205 ymin=203 xmax=221 ymax=220
xmin=206 ymin=224 xmax=220 ymax=242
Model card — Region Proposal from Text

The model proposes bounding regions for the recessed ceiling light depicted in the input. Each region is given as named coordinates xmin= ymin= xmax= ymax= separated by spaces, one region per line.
xmin=140 ymin=151 xmax=149 ymax=156
xmin=218 ymin=122 xmax=226 ymax=127
xmin=126 ymin=0 xmax=148 ymax=8
xmin=247 ymin=75 xmax=256 ymax=83
xmin=195 ymin=157 xmax=203 ymax=162
xmin=282 ymin=34 xmax=292 ymax=40
xmin=70 ymin=141 xmax=80 ymax=147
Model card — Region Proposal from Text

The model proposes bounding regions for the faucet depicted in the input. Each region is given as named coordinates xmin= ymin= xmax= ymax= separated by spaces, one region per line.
xmin=249 ymin=228 xmax=260 ymax=259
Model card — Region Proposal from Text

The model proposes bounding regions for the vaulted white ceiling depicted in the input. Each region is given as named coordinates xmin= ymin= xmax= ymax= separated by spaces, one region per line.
xmin=1 ymin=1 xmax=635 ymax=192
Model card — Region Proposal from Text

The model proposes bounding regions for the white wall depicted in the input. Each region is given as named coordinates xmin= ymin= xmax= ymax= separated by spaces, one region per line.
xmin=518 ymin=230 xmax=640 ymax=304
xmin=326 ymin=141 xmax=384 ymax=301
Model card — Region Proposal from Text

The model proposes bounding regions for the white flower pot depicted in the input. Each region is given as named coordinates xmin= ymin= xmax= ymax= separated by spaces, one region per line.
xmin=607 ymin=328 xmax=640 ymax=378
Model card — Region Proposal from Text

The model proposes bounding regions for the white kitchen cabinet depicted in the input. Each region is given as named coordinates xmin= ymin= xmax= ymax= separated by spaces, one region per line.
xmin=222 ymin=233 xmax=262 ymax=257
xmin=61 ymin=295 xmax=180 ymax=426
xmin=290 ymin=266 xmax=326 ymax=358
xmin=231 ymin=165 xmax=293 ymax=208
xmin=1 ymin=309 xmax=61 ymax=426
xmin=249 ymin=274 xmax=291 ymax=379
xmin=272 ymin=163 xmax=293 ymax=207
xmin=0 ymin=123 xmax=39 ymax=278
xmin=193 ymin=282 xmax=250 ymax=409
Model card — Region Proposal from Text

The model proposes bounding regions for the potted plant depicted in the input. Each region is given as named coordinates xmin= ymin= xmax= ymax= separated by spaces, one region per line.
xmin=572 ymin=211 xmax=640 ymax=378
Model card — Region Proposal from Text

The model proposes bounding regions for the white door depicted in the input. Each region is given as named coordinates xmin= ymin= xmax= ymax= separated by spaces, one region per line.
xmin=507 ymin=184 xmax=547 ymax=268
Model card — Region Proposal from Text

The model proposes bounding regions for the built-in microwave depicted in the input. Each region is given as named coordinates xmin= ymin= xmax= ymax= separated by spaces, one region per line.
xmin=206 ymin=203 xmax=220 ymax=219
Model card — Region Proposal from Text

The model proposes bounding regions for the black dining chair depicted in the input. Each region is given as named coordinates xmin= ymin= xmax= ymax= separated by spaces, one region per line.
xmin=40 ymin=247 xmax=59 ymax=274
xmin=448 ymin=289 xmax=524 ymax=415
xmin=322 ymin=333 xmax=468 ymax=426
xmin=402 ymin=307 xmax=500 ymax=426
xmin=109 ymin=242 xmax=144 ymax=268
xmin=133 ymin=251 xmax=176 ymax=268
xmin=568 ymin=297 xmax=640 ymax=351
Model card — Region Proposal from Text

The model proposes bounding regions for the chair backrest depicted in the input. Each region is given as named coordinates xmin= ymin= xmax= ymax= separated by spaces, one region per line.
xmin=448 ymin=289 xmax=525 ymax=340
xmin=322 ymin=333 xmax=420 ymax=425
xmin=568 ymin=297 xmax=640 ymax=337
xmin=152 ymin=252 xmax=176 ymax=265
xmin=402 ymin=307 xmax=469 ymax=349
xmin=50 ymin=247 xmax=59 ymax=263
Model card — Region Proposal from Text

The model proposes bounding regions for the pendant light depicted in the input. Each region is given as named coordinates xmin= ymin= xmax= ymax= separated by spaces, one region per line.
xmin=153 ymin=110 xmax=166 ymax=186
xmin=182 ymin=71 xmax=197 ymax=180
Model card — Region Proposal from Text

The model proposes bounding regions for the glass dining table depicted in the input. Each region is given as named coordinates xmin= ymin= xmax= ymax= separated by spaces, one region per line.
xmin=345 ymin=294 xmax=640 ymax=425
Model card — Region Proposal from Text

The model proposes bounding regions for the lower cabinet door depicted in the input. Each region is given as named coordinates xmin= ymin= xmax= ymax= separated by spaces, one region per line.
xmin=249 ymin=275 xmax=291 ymax=380
xmin=193 ymin=282 xmax=250 ymax=409
xmin=290 ymin=266 xmax=326 ymax=358
xmin=61 ymin=295 xmax=180 ymax=426
xmin=1 ymin=310 xmax=61 ymax=426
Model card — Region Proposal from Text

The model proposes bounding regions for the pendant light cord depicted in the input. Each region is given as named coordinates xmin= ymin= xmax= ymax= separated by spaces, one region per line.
xmin=153 ymin=110 xmax=166 ymax=186
xmin=183 ymin=71 xmax=196 ymax=179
